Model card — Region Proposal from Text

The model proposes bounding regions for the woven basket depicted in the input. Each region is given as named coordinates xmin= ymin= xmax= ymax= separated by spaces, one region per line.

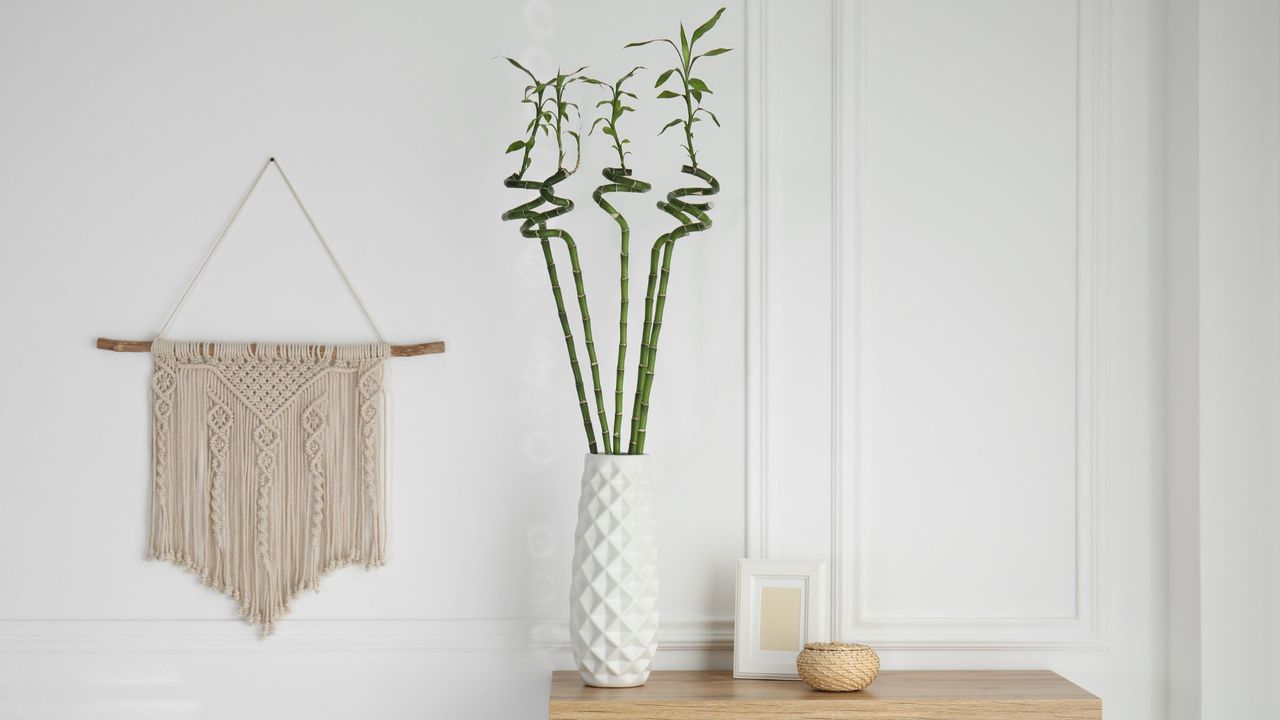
xmin=795 ymin=642 xmax=880 ymax=692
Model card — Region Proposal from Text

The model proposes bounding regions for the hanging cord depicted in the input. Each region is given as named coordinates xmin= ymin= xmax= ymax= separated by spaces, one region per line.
xmin=155 ymin=157 xmax=387 ymax=343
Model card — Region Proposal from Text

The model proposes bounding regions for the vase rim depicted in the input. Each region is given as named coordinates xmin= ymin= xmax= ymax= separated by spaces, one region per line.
xmin=582 ymin=453 xmax=653 ymax=467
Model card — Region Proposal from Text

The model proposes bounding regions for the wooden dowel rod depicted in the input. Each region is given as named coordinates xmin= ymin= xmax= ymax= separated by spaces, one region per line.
xmin=95 ymin=338 xmax=445 ymax=357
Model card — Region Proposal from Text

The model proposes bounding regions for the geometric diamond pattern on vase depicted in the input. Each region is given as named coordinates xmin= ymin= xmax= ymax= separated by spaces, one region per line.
xmin=569 ymin=454 xmax=660 ymax=687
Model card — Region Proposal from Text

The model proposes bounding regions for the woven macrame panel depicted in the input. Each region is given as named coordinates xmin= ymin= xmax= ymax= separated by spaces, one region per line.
xmin=148 ymin=340 xmax=388 ymax=635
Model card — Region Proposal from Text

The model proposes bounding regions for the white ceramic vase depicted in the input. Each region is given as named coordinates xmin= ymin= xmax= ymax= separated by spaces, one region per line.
xmin=569 ymin=453 xmax=660 ymax=687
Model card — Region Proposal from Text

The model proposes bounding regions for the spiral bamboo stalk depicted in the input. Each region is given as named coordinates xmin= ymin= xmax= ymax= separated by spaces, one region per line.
xmin=629 ymin=166 xmax=719 ymax=453
xmin=627 ymin=215 xmax=678 ymax=454
xmin=586 ymin=68 xmax=651 ymax=454
xmin=549 ymin=68 xmax=612 ymax=453
xmin=625 ymin=8 xmax=730 ymax=454
xmin=502 ymin=60 xmax=614 ymax=454
xmin=504 ymin=174 xmax=600 ymax=454
xmin=500 ymin=8 xmax=729 ymax=456
xmin=594 ymin=167 xmax=651 ymax=453
xmin=537 ymin=168 xmax=612 ymax=453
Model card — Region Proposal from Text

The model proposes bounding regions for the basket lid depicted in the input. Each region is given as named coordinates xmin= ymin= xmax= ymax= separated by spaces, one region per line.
xmin=803 ymin=641 xmax=875 ymax=652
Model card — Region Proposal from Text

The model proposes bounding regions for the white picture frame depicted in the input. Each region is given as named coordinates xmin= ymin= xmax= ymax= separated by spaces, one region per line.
xmin=733 ymin=559 xmax=828 ymax=680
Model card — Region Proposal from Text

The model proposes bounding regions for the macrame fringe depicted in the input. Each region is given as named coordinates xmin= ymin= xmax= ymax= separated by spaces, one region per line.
xmin=148 ymin=340 xmax=389 ymax=636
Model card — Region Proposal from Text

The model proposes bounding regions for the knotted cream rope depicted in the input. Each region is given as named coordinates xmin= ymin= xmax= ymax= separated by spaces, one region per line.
xmin=146 ymin=160 xmax=391 ymax=635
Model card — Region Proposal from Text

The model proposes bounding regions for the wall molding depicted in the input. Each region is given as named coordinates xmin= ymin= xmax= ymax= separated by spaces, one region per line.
xmin=745 ymin=0 xmax=1112 ymax=650
xmin=829 ymin=0 xmax=860 ymax=647
xmin=0 ymin=616 xmax=733 ymax=655
xmin=831 ymin=0 xmax=1109 ymax=649
xmin=744 ymin=0 xmax=769 ymax=560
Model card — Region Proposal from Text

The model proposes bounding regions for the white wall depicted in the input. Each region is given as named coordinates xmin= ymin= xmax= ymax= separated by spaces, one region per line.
xmin=0 ymin=1 xmax=744 ymax=717
xmin=1199 ymin=1 xmax=1280 ymax=717
xmin=1157 ymin=2 xmax=1280 ymax=717
xmin=9 ymin=1 xmax=1270 ymax=719
xmin=1162 ymin=0 xmax=1200 ymax=717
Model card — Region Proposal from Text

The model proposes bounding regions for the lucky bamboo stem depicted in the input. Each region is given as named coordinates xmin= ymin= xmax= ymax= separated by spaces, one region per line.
xmin=594 ymin=167 xmax=651 ymax=454
xmin=628 ymin=234 xmax=668 ymax=454
xmin=502 ymin=65 xmax=610 ymax=455
xmin=538 ymin=169 xmax=612 ymax=454
xmin=504 ymin=173 xmax=599 ymax=453
xmin=632 ymin=239 xmax=678 ymax=453
xmin=539 ymin=232 xmax=599 ymax=453
xmin=503 ymin=8 xmax=729 ymax=455
xmin=631 ymin=165 xmax=719 ymax=454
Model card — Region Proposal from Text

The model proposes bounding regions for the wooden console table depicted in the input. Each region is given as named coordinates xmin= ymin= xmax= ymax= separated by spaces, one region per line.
xmin=549 ymin=670 xmax=1100 ymax=719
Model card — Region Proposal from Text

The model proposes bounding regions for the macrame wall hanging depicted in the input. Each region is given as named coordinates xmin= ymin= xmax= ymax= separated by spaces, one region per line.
xmin=98 ymin=158 xmax=444 ymax=635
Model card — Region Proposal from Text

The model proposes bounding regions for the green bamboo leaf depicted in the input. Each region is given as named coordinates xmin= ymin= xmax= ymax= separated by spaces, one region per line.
xmin=696 ymin=107 xmax=721 ymax=126
xmin=658 ymin=118 xmax=684 ymax=135
xmin=504 ymin=56 xmax=538 ymax=82
xmin=602 ymin=126 xmax=616 ymax=137
xmin=680 ymin=23 xmax=690 ymax=62
xmin=619 ymin=66 xmax=644 ymax=84
xmin=690 ymin=89 xmax=703 ymax=102
xmin=699 ymin=47 xmax=732 ymax=57
xmin=656 ymin=90 xmax=681 ymax=99
xmin=625 ymin=38 xmax=676 ymax=50
xmin=505 ymin=140 xmax=526 ymax=153
xmin=589 ymin=117 xmax=607 ymax=134
xmin=688 ymin=78 xmax=712 ymax=93
xmin=655 ymin=68 xmax=676 ymax=88
xmin=691 ymin=7 xmax=726 ymax=45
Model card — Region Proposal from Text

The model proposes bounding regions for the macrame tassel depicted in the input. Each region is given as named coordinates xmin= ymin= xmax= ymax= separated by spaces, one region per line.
xmin=148 ymin=340 xmax=389 ymax=636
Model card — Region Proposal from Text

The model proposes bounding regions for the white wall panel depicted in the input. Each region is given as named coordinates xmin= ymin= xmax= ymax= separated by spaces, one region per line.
xmin=855 ymin=0 xmax=1080 ymax=621
xmin=825 ymin=0 xmax=1107 ymax=648
xmin=746 ymin=0 xmax=835 ymax=563
xmin=754 ymin=0 xmax=1163 ymax=718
